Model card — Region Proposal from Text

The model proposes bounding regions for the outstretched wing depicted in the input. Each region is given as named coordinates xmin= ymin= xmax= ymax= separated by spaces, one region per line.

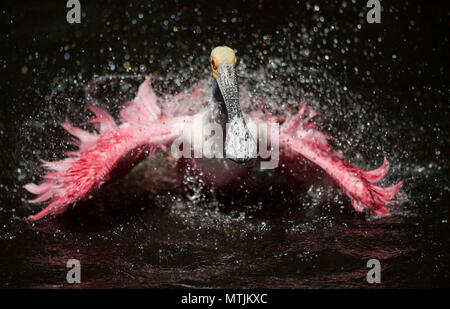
xmin=24 ymin=77 xmax=198 ymax=221
xmin=252 ymin=103 xmax=402 ymax=217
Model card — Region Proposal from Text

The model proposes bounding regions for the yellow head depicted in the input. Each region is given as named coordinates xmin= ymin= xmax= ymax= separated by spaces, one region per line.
xmin=210 ymin=46 xmax=237 ymax=78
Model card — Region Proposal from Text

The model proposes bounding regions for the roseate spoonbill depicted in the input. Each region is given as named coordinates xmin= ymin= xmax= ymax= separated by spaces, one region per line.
xmin=24 ymin=46 xmax=402 ymax=221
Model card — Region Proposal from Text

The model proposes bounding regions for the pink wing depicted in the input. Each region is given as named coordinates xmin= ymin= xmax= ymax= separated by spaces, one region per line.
xmin=24 ymin=77 xmax=197 ymax=221
xmin=252 ymin=103 xmax=402 ymax=217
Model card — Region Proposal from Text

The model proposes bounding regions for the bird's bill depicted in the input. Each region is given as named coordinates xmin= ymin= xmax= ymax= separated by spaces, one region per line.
xmin=215 ymin=64 xmax=241 ymax=120
xmin=216 ymin=64 xmax=257 ymax=163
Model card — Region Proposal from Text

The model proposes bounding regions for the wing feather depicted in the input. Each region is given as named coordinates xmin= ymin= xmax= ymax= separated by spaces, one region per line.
xmin=24 ymin=77 xmax=198 ymax=221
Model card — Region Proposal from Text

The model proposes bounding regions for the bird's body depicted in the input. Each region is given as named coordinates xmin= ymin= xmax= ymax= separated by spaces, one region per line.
xmin=173 ymin=96 xmax=255 ymax=187
xmin=24 ymin=47 xmax=402 ymax=221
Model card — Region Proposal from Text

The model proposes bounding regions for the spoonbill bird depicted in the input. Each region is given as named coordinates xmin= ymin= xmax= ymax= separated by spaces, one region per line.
xmin=24 ymin=46 xmax=402 ymax=221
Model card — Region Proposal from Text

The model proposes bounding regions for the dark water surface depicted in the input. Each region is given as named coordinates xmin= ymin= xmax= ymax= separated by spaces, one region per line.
xmin=1 ymin=0 xmax=448 ymax=288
